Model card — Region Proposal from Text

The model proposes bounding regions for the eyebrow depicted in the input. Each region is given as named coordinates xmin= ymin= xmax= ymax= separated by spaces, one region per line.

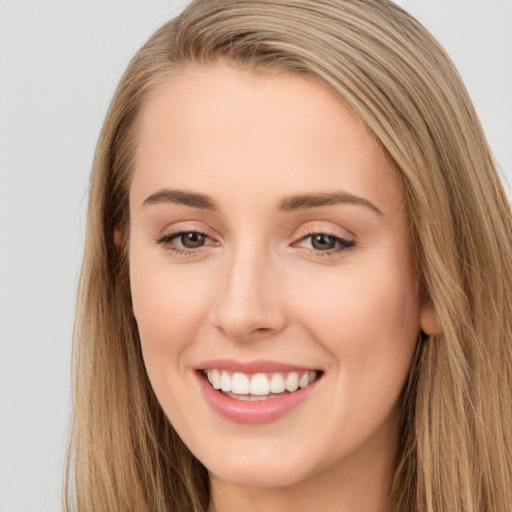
xmin=277 ymin=191 xmax=383 ymax=216
xmin=143 ymin=189 xmax=218 ymax=210
xmin=142 ymin=188 xmax=382 ymax=216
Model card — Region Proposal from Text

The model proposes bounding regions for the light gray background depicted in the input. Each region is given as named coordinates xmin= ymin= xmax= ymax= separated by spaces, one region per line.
xmin=0 ymin=1 xmax=511 ymax=511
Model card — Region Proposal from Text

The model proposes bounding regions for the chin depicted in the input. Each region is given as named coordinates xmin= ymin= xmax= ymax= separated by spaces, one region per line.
xmin=192 ymin=435 xmax=332 ymax=490
xmin=207 ymin=457 xmax=315 ymax=489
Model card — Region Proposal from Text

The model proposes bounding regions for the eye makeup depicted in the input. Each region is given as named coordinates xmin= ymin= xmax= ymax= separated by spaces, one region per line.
xmin=155 ymin=228 xmax=356 ymax=259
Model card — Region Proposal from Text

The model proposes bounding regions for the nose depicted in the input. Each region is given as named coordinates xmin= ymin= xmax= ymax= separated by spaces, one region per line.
xmin=211 ymin=245 xmax=288 ymax=342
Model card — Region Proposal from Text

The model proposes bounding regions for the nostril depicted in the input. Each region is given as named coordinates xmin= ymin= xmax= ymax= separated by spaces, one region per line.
xmin=212 ymin=320 xmax=285 ymax=342
xmin=254 ymin=327 xmax=272 ymax=333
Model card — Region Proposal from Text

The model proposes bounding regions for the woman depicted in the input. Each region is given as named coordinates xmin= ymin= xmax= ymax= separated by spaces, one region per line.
xmin=65 ymin=1 xmax=512 ymax=511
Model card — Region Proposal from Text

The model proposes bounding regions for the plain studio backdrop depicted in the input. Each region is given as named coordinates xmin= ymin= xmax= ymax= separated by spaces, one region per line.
xmin=0 ymin=1 xmax=511 ymax=511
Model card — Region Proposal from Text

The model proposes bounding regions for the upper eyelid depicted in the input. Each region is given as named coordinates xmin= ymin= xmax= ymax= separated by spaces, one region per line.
xmin=160 ymin=227 xmax=209 ymax=237
xmin=155 ymin=220 xmax=355 ymax=244
xmin=157 ymin=221 xmax=216 ymax=238
xmin=295 ymin=224 xmax=354 ymax=241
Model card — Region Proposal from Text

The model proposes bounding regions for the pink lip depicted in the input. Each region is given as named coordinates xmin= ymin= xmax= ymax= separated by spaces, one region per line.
xmin=195 ymin=368 xmax=322 ymax=425
xmin=197 ymin=358 xmax=318 ymax=374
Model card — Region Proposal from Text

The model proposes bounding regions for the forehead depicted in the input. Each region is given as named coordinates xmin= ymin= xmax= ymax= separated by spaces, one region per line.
xmin=131 ymin=64 xmax=404 ymax=216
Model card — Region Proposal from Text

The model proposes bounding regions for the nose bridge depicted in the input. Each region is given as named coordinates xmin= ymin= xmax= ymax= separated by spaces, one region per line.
xmin=212 ymin=237 xmax=286 ymax=340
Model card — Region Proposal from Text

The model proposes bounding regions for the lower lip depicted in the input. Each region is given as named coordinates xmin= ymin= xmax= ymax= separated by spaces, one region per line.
xmin=196 ymin=371 xmax=320 ymax=424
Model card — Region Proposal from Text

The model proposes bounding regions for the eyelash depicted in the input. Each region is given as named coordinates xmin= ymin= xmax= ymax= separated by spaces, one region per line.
xmin=155 ymin=230 xmax=356 ymax=258
xmin=296 ymin=230 xmax=356 ymax=258
xmin=156 ymin=230 xmax=213 ymax=256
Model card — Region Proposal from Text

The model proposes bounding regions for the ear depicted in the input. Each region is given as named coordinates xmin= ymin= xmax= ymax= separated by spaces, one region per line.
xmin=420 ymin=301 xmax=441 ymax=335
xmin=114 ymin=229 xmax=122 ymax=248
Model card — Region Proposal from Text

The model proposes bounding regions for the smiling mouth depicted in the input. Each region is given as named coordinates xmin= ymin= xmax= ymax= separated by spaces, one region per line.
xmin=202 ymin=369 xmax=322 ymax=401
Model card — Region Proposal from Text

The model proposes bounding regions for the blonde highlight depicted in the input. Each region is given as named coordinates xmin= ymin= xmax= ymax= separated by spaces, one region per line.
xmin=66 ymin=1 xmax=512 ymax=511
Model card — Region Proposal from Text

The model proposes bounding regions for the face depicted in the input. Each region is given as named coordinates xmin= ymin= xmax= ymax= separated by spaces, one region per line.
xmin=128 ymin=65 xmax=433 ymax=492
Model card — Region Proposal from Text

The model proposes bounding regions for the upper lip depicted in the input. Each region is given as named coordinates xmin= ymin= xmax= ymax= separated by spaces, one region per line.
xmin=196 ymin=358 xmax=321 ymax=374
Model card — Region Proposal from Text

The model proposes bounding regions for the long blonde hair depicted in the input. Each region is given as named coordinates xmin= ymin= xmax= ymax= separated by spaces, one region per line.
xmin=65 ymin=1 xmax=512 ymax=511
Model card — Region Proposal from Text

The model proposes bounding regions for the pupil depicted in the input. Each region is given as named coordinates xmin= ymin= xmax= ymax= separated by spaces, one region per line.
xmin=312 ymin=234 xmax=336 ymax=251
xmin=181 ymin=232 xmax=205 ymax=249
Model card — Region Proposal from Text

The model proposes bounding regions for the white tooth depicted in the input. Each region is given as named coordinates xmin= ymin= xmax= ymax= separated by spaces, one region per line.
xmin=270 ymin=373 xmax=286 ymax=393
xmin=308 ymin=370 xmax=316 ymax=384
xmin=220 ymin=371 xmax=232 ymax=392
xmin=299 ymin=372 xmax=309 ymax=388
xmin=250 ymin=373 xmax=270 ymax=395
xmin=211 ymin=369 xmax=221 ymax=390
xmin=231 ymin=372 xmax=250 ymax=394
xmin=285 ymin=372 xmax=299 ymax=392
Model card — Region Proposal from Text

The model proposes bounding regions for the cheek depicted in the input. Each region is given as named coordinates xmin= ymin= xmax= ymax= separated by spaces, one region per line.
xmin=129 ymin=251 xmax=211 ymax=369
xmin=129 ymin=260 xmax=214 ymax=426
xmin=292 ymin=255 xmax=421 ymax=378
xmin=290 ymin=261 xmax=421 ymax=446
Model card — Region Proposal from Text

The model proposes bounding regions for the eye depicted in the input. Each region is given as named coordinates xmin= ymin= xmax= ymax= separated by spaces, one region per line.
xmin=177 ymin=231 xmax=207 ymax=249
xmin=310 ymin=233 xmax=339 ymax=251
xmin=297 ymin=232 xmax=355 ymax=256
xmin=156 ymin=230 xmax=216 ymax=255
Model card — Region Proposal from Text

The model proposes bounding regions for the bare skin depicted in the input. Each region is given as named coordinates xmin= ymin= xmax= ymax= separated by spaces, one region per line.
xmin=128 ymin=65 xmax=438 ymax=512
